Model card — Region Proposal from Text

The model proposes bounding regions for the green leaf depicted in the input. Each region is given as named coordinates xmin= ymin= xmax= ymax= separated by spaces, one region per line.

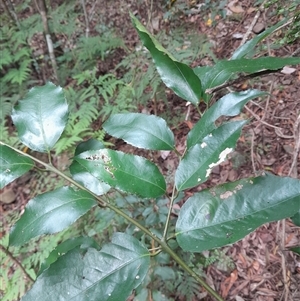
xmin=73 ymin=149 xmax=166 ymax=198
xmin=0 ymin=145 xmax=34 ymax=188
xmin=291 ymin=211 xmax=300 ymax=227
xmin=153 ymin=290 xmax=172 ymax=301
xmin=70 ymin=139 xmax=111 ymax=195
xmin=187 ymin=90 xmax=266 ymax=149
xmin=9 ymin=187 xmax=96 ymax=246
xmin=38 ymin=236 xmax=100 ymax=276
xmin=75 ymin=138 xmax=105 ymax=156
xmin=231 ymin=19 xmax=287 ymax=59
xmin=175 ymin=120 xmax=246 ymax=191
xmin=194 ymin=57 xmax=300 ymax=98
xmin=290 ymin=247 xmax=300 ymax=255
xmin=131 ymin=13 xmax=202 ymax=105
xmin=11 ymin=82 xmax=68 ymax=152
xmin=176 ymin=174 xmax=300 ymax=252
xmin=103 ymin=113 xmax=175 ymax=150
xmin=154 ymin=266 xmax=176 ymax=281
xmin=22 ymin=233 xmax=150 ymax=301
xmin=70 ymin=160 xmax=111 ymax=195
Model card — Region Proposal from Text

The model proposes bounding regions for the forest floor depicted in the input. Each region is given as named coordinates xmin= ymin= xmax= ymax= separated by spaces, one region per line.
xmin=1 ymin=0 xmax=300 ymax=300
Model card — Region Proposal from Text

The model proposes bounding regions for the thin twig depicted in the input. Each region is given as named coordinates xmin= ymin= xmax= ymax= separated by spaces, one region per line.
xmin=88 ymin=0 xmax=98 ymax=22
xmin=240 ymin=0 xmax=267 ymax=46
xmin=273 ymin=18 xmax=293 ymax=34
xmin=250 ymin=129 xmax=257 ymax=173
xmin=292 ymin=48 xmax=300 ymax=56
xmin=162 ymin=184 xmax=177 ymax=241
xmin=261 ymin=78 xmax=274 ymax=122
xmin=2 ymin=0 xmax=22 ymax=29
xmin=288 ymin=113 xmax=300 ymax=177
xmin=0 ymin=244 xmax=35 ymax=283
xmin=250 ymin=99 xmax=265 ymax=110
xmin=280 ymin=220 xmax=290 ymax=301
xmin=205 ymin=69 xmax=277 ymax=95
xmin=185 ymin=104 xmax=191 ymax=121
xmin=80 ymin=0 xmax=89 ymax=37
xmin=146 ymin=0 xmax=153 ymax=31
xmin=244 ymin=105 xmax=293 ymax=136
xmin=259 ymin=7 xmax=274 ymax=123
xmin=35 ymin=0 xmax=59 ymax=83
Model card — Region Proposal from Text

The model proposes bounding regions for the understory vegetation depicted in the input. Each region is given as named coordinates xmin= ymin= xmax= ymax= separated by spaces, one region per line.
xmin=1 ymin=1 xmax=300 ymax=301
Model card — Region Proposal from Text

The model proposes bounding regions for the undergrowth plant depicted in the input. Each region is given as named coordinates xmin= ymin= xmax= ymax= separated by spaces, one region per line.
xmin=117 ymin=27 xmax=214 ymax=124
xmin=1 ymin=15 xmax=300 ymax=301
xmin=0 ymin=11 xmax=36 ymax=150
xmin=0 ymin=206 xmax=116 ymax=301
xmin=53 ymin=70 xmax=135 ymax=154
xmin=164 ymin=0 xmax=227 ymax=24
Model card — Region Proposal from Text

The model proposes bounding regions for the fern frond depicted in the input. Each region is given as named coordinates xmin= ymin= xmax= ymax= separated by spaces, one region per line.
xmin=0 ymin=121 xmax=23 ymax=148
xmin=0 ymin=48 xmax=13 ymax=68
xmin=95 ymin=74 xmax=122 ymax=103
xmin=0 ymin=101 xmax=13 ymax=120
xmin=1 ymin=268 xmax=28 ymax=301
xmin=54 ymin=94 xmax=99 ymax=154
xmin=92 ymin=129 xmax=105 ymax=140
xmin=204 ymin=255 xmax=218 ymax=267
xmin=112 ymin=85 xmax=135 ymax=112
xmin=77 ymin=33 xmax=124 ymax=62
xmin=54 ymin=135 xmax=84 ymax=155
xmin=19 ymin=13 xmax=42 ymax=40
xmin=3 ymin=60 xmax=31 ymax=85
xmin=175 ymin=271 xmax=202 ymax=301
xmin=48 ymin=1 xmax=78 ymax=37
xmin=14 ymin=47 xmax=31 ymax=62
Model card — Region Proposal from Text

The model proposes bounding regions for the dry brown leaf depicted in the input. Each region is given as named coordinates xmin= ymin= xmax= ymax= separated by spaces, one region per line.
xmin=247 ymin=7 xmax=256 ymax=14
xmin=0 ymin=188 xmax=16 ymax=204
xmin=184 ymin=120 xmax=194 ymax=129
xmin=221 ymin=270 xmax=238 ymax=298
xmin=228 ymin=0 xmax=245 ymax=13
xmin=281 ymin=66 xmax=297 ymax=75
xmin=252 ymin=260 xmax=260 ymax=271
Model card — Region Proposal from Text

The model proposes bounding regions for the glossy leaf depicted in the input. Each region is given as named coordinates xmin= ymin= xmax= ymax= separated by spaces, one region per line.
xmin=11 ymin=82 xmax=68 ymax=152
xmin=9 ymin=187 xmax=96 ymax=246
xmin=194 ymin=57 xmax=300 ymax=98
xmin=131 ymin=13 xmax=202 ymax=105
xmin=103 ymin=113 xmax=175 ymax=150
xmin=0 ymin=145 xmax=34 ymax=188
xmin=74 ymin=138 xmax=105 ymax=156
xmin=187 ymin=90 xmax=266 ymax=149
xmin=73 ymin=149 xmax=166 ymax=198
xmin=71 ymin=139 xmax=110 ymax=195
xmin=290 ymin=247 xmax=300 ymax=255
xmin=70 ymin=160 xmax=111 ymax=195
xmin=22 ymin=233 xmax=150 ymax=301
xmin=176 ymin=174 xmax=300 ymax=252
xmin=38 ymin=236 xmax=99 ymax=276
xmin=291 ymin=211 xmax=300 ymax=227
xmin=231 ymin=19 xmax=287 ymax=59
xmin=175 ymin=120 xmax=246 ymax=191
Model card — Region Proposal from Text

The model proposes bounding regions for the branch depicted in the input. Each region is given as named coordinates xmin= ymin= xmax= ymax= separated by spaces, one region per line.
xmin=0 ymin=141 xmax=225 ymax=301
xmin=35 ymin=0 xmax=59 ymax=83
xmin=1 ymin=0 xmax=21 ymax=29
xmin=205 ymin=69 xmax=278 ymax=95
xmin=0 ymin=244 xmax=35 ymax=283
xmin=80 ymin=0 xmax=89 ymax=37
xmin=239 ymin=0 xmax=267 ymax=46
xmin=288 ymin=113 xmax=300 ymax=177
